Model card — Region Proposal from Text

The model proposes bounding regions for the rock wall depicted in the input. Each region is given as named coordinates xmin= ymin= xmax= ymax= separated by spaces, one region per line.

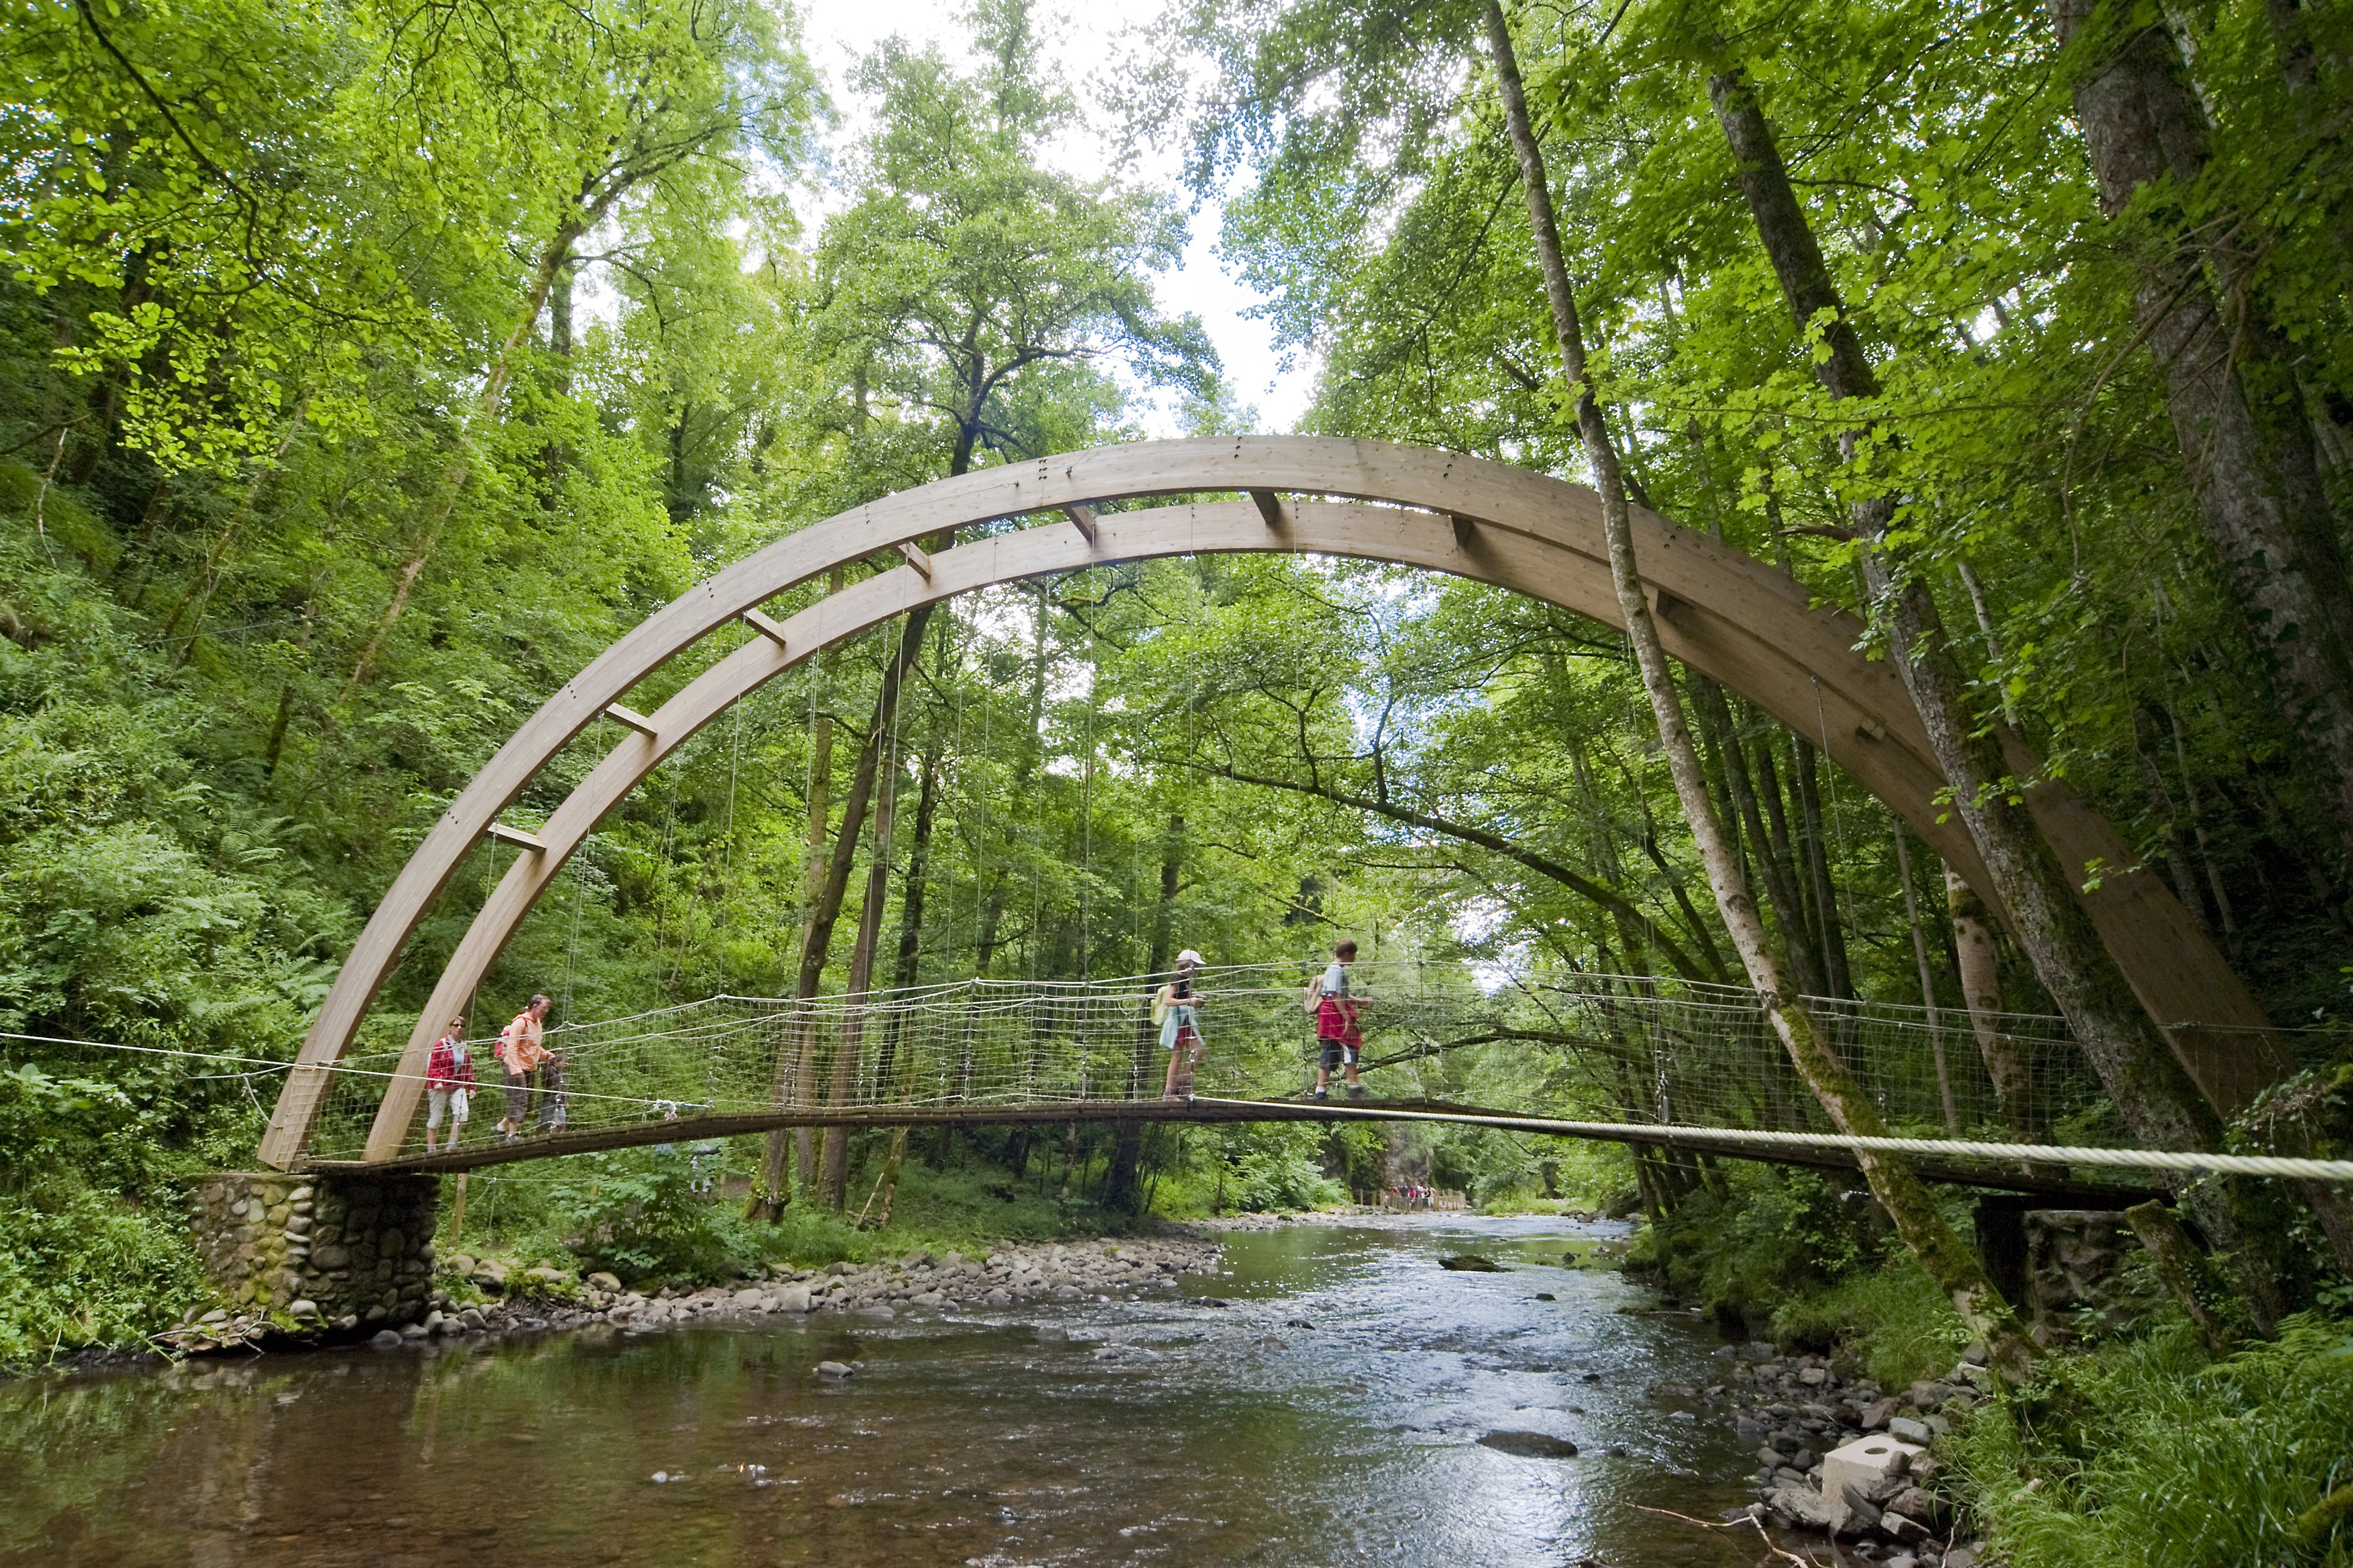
xmin=2021 ymin=1209 xmax=2153 ymax=1342
xmin=188 ymin=1172 xmax=439 ymax=1336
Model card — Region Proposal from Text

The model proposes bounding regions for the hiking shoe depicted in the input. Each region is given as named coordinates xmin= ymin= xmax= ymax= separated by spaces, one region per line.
xmin=1310 ymin=1088 xmax=1329 ymax=1103
xmin=1346 ymin=1085 xmax=1368 ymax=1101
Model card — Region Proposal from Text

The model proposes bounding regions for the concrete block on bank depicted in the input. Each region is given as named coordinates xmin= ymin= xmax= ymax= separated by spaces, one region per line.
xmin=1823 ymin=1435 xmax=1920 ymax=1530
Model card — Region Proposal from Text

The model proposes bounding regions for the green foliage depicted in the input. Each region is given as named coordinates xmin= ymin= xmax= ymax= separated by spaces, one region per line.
xmin=1953 ymin=1315 xmax=2353 ymax=1568
xmin=1225 ymin=1125 xmax=1348 ymax=1211
xmin=1772 ymin=1254 xmax=1969 ymax=1390
xmin=546 ymin=1147 xmax=771 ymax=1285
xmin=0 ymin=1178 xmax=203 ymax=1366
xmin=1631 ymin=1164 xmax=1890 ymax=1326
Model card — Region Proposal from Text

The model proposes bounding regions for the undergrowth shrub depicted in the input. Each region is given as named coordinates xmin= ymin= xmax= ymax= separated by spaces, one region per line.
xmin=1229 ymin=1143 xmax=1346 ymax=1212
xmin=1953 ymin=1313 xmax=2353 ymax=1568
xmin=1772 ymin=1254 xmax=1968 ymax=1388
xmin=547 ymin=1146 xmax=773 ymax=1284
xmin=0 ymin=1182 xmax=202 ymax=1365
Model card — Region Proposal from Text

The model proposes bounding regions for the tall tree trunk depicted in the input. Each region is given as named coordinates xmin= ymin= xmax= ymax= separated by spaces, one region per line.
xmin=871 ymin=741 xmax=943 ymax=1098
xmin=757 ymin=593 xmax=844 ymax=1218
xmin=1947 ymin=866 xmax=2051 ymax=1150
xmin=1711 ymin=60 xmax=2293 ymax=1330
xmin=1485 ymin=0 xmax=2030 ymax=1370
xmin=1895 ymin=827 xmax=1959 ymax=1132
xmin=820 ymin=608 xmax=932 ymax=1209
xmin=1791 ymin=740 xmax=1853 ymax=998
xmin=1749 ymin=734 xmax=1823 ymax=990
xmin=541 ymin=258 xmax=574 ymax=503
xmin=1694 ymin=679 xmax=1822 ymax=993
xmin=2051 ymin=0 xmax=2353 ymax=874
xmin=1106 ymin=814 xmax=1184 ymax=1212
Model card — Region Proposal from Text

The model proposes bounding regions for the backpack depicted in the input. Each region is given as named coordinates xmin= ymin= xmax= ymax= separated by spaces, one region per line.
xmin=1152 ymin=987 xmax=1171 ymax=1027
xmin=1302 ymin=978 xmax=1323 ymax=1015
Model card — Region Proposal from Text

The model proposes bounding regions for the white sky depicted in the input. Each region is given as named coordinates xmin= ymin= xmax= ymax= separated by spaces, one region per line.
xmin=801 ymin=0 xmax=1319 ymax=434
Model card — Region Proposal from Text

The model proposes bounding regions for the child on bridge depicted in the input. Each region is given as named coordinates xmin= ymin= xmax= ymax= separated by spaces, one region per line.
xmin=1310 ymin=939 xmax=1367 ymax=1103
xmin=1157 ymin=950 xmax=1208 ymax=1100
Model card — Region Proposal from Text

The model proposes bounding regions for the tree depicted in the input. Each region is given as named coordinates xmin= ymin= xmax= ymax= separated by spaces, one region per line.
xmin=1481 ymin=0 xmax=2031 ymax=1368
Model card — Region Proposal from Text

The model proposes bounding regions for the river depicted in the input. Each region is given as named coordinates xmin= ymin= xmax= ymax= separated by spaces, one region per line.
xmin=3 ymin=1215 xmax=1770 ymax=1566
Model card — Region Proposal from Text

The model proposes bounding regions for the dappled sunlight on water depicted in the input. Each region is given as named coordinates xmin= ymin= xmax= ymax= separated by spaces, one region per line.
xmin=3 ymin=1216 xmax=1770 ymax=1567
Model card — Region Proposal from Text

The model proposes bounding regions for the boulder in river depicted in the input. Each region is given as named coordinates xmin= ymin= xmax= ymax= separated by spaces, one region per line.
xmin=1477 ymin=1431 xmax=1578 ymax=1458
xmin=1439 ymin=1255 xmax=1505 ymax=1272
xmin=816 ymin=1360 xmax=853 ymax=1379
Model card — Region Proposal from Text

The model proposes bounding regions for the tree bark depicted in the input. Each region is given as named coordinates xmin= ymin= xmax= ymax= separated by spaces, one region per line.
xmin=1792 ymin=740 xmax=1853 ymax=998
xmin=2051 ymin=0 xmax=2353 ymax=872
xmin=2124 ymin=1199 xmax=2231 ymax=1350
xmin=820 ymin=608 xmax=932 ymax=1208
xmin=1106 ymin=814 xmax=1183 ymax=1212
xmin=1710 ymin=60 xmax=2292 ymax=1330
xmin=1693 ymin=678 xmax=1822 ymax=993
xmin=1486 ymin=0 xmax=2030 ymax=1371
xmin=757 ymin=598 xmax=844 ymax=1218
xmin=1946 ymin=866 xmax=2047 ymax=1145
xmin=1894 ymin=827 xmax=1959 ymax=1132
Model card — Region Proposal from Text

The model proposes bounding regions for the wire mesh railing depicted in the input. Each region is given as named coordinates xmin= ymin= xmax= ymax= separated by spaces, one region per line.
xmin=300 ymin=963 xmax=2113 ymax=1165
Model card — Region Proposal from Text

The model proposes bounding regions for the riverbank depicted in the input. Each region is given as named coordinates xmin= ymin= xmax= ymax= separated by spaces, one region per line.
xmin=155 ymin=1231 xmax=1228 ymax=1359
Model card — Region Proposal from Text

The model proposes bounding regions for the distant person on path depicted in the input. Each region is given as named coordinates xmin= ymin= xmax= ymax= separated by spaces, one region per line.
xmin=494 ymin=994 xmax=551 ymax=1142
xmin=1309 ymin=939 xmax=1367 ymax=1102
xmin=423 ymin=1015 xmax=476 ymax=1153
xmin=1157 ymin=950 xmax=1208 ymax=1099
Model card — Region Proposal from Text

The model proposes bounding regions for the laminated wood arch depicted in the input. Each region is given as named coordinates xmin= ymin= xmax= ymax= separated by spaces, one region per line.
xmin=258 ymin=436 xmax=2291 ymax=1168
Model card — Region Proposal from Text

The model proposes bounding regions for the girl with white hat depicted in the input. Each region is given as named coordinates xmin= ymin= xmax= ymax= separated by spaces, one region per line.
xmin=1156 ymin=950 xmax=1208 ymax=1099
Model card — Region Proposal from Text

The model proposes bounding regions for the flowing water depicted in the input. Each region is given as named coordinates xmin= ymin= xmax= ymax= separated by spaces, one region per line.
xmin=3 ymin=1216 xmax=1771 ymax=1567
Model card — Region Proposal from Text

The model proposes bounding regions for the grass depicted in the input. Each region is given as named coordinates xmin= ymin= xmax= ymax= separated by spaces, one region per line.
xmin=1951 ymin=1312 xmax=2353 ymax=1567
xmin=1773 ymin=1254 xmax=1970 ymax=1389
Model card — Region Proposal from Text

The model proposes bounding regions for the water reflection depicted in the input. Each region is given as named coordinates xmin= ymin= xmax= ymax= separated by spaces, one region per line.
xmin=3 ymin=1217 xmax=1763 ymax=1566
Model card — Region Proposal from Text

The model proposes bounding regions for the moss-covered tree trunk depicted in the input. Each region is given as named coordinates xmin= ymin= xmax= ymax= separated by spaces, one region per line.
xmin=1484 ymin=0 xmax=2032 ymax=1372
xmin=1708 ymin=57 xmax=2299 ymax=1330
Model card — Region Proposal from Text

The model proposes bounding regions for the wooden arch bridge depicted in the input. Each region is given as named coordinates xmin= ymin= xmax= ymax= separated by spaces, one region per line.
xmin=263 ymin=436 xmax=2294 ymax=1194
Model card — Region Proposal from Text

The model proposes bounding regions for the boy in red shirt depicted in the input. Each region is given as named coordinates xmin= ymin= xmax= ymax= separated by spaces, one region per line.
xmin=1311 ymin=940 xmax=1367 ymax=1102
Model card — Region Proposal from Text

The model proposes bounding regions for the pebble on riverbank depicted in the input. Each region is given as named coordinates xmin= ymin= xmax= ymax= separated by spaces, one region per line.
xmin=169 ymin=1232 xmax=1228 ymax=1360
xmin=1711 ymin=1338 xmax=1992 ymax=1566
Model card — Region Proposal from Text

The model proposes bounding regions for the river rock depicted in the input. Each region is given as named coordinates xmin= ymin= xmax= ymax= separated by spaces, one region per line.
xmin=586 ymin=1272 xmax=622 ymax=1293
xmin=369 ymin=1329 xmax=405 ymax=1350
xmin=1765 ymin=1485 xmax=1836 ymax=1532
xmin=816 ymin=1361 xmax=853 ymax=1379
xmin=1478 ymin=1431 xmax=1578 ymax=1458
xmin=1438 ymin=1255 xmax=1504 ymax=1272
xmin=775 ymin=1285 xmax=812 ymax=1313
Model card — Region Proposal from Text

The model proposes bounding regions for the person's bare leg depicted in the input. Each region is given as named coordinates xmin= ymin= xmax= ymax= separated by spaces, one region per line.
xmin=1164 ymin=1049 xmax=1183 ymax=1098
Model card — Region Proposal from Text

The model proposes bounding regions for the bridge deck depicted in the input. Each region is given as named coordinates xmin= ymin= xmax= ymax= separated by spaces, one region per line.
xmin=310 ymin=1094 xmax=2156 ymax=1204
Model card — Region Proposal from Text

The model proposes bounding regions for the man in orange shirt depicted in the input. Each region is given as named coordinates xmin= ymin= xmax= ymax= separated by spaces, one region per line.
xmin=492 ymin=994 xmax=551 ymax=1143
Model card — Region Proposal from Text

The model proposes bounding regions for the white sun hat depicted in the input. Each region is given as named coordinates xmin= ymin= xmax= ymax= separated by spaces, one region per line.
xmin=1176 ymin=949 xmax=1204 ymax=966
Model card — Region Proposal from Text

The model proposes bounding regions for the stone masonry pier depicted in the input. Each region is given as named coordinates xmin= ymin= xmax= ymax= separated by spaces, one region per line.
xmin=187 ymin=1171 xmax=439 ymax=1338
